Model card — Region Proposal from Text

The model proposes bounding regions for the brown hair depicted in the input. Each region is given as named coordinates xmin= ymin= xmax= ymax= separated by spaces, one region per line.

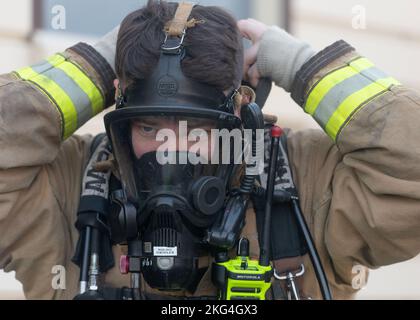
xmin=115 ymin=0 xmax=243 ymax=93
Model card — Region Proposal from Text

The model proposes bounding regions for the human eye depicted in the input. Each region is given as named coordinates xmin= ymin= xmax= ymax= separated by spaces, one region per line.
xmin=134 ymin=123 xmax=158 ymax=137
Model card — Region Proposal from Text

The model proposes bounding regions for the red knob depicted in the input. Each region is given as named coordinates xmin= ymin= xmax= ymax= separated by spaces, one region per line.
xmin=271 ymin=126 xmax=283 ymax=138
xmin=119 ymin=255 xmax=130 ymax=274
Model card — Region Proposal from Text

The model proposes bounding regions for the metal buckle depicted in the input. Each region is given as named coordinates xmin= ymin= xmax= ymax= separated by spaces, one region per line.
xmin=219 ymin=89 xmax=239 ymax=114
xmin=274 ymin=264 xmax=305 ymax=280
xmin=161 ymin=30 xmax=186 ymax=54
xmin=274 ymin=264 xmax=305 ymax=300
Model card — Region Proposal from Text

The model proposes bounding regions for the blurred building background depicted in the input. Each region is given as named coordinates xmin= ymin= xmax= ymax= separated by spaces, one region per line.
xmin=0 ymin=0 xmax=419 ymax=299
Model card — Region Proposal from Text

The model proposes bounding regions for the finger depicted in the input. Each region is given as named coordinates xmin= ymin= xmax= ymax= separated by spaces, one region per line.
xmin=238 ymin=20 xmax=252 ymax=41
xmin=247 ymin=64 xmax=261 ymax=88
xmin=242 ymin=45 xmax=258 ymax=81
xmin=243 ymin=63 xmax=250 ymax=83
xmin=237 ymin=19 xmax=260 ymax=43
xmin=244 ymin=43 xmax=259 ymax=70
xmin=237 ymin=19 xmax=268 ymax=44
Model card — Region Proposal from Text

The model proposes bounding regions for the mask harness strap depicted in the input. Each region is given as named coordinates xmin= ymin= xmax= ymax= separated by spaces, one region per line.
xmin=162 ymin=2 xmax=196 ymax=54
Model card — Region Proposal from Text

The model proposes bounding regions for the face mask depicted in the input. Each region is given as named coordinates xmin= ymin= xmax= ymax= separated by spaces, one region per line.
xmin=124 ymin=150 xmax=227 ymax=290
xmin=135 ymin=151 xmax=226 ymax=229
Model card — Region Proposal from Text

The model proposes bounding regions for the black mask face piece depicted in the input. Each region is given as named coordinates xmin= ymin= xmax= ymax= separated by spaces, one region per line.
xmin=135 ymin=151 xmax=226 ymax=230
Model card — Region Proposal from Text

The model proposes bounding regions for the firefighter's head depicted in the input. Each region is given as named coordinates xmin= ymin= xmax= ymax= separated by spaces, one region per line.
xmin=112 ymin=0 xmax=245 ymax=160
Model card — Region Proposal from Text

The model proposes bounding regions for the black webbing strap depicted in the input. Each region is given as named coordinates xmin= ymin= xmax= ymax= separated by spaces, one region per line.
xmin=72 ymin=134 xmax=115 ymax=273
xmin=252 ymin=127 xmax=308 ymax=261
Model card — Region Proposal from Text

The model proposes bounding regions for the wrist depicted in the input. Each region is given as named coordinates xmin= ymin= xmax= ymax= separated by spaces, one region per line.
xmin=257 ymin=26 xmax=315 ymax=92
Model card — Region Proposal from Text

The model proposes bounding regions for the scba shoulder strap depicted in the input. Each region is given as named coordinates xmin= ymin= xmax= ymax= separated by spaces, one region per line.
xmin=253 ymin=127 xmax=308 ymax=258
xmin=73 ymin=134 xmax=115 ymax=297
xmin=252 ymin=126 xmax=308 ymax=299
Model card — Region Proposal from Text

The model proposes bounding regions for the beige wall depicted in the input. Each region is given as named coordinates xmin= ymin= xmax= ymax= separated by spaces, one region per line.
xmin=0 ymin=1 xmax=32 ymax=38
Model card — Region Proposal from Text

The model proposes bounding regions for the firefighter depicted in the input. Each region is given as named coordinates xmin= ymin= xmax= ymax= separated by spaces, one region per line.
xmin=0 ymin=1 xmax=419 ymax=300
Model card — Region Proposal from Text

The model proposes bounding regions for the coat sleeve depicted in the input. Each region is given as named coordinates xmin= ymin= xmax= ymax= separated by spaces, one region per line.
xmin=0 ymin=42 xmax=115 ymax=170
xmin=289 ymin=41 xmax=420 ymax=280
xmin=0 ymin=43 xmax=116 ymax=298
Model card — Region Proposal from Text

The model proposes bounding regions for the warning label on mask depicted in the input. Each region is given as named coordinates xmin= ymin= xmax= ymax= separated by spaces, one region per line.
xmin=153 ymin=247 xmax=178 ymax=257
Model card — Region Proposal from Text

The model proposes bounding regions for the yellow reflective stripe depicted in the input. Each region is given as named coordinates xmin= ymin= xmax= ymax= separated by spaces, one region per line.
xmin=325 ymin=77 xmax=401 ymax=140
xmin=349 ymin=57 xmax=375 ymax=72
xmin=16 ymin=66 xmax=38 ymax=80
xmin=54 ymin=61 xmax=104 ymax=116
xmin=17 ymin=66 xmax=78 ymax=139
xmin=46 ymin=54 xmax=104 ymax=115
xmin=46 ymin=54 xmax=66 ymax=67
xmin=16 ymin=53 xmax=105 ymax=139
xmin=305 ymin=57 xmax=375 ymax=115
xmin=304 ymin=55 xmax=402 ymax=141
xmin=376 ymin=77 xmax=401 ymax=88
